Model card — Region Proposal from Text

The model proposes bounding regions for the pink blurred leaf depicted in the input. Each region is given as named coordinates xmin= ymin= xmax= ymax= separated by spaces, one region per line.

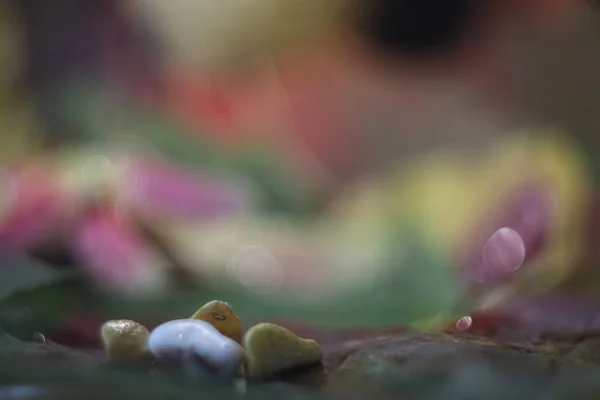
xmin=0 ymin=168 xmax=69 ymax=252
xmin=120 ymin=156 xmax=249 ymax=221
xmin=71 ymin=207 xmax=167 ymax=296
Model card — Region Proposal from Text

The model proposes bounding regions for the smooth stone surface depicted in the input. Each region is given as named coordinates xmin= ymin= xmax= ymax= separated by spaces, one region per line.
xmin=244 ymin=323 xmax=323 ymax=379
xmin=148 ymin=319 xmax=244 ymax=379
xmin=316 ymin=331 xmax=600 ymax=398
xmin=191 ymin=300 xmax=243 ymax=344
xmin=100 ymin=320 xmax=149 ymax=360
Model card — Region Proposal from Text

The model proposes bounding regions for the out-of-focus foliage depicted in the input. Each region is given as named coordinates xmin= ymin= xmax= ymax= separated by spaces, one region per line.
xmin=382 ymin=132 xmax=590 ymax=299
xmin=0 ymin=8 xmax=41 ymax=163
xmin=54 ymin=81 xmax=324 ymax=216
xmin=0 ymin=0 xmax=596 ymax=343
xmin=129 ymin=0 xmax=351 ymax=70
xmin=0 ymin=128 xmax=589 ymax=336
xmin=2 ymin=1 xmax=600 ymax=399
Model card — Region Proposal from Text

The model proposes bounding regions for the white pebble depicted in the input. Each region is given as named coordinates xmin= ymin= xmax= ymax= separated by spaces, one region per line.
xmin=148 ymin=319 xmax=244 ymax=379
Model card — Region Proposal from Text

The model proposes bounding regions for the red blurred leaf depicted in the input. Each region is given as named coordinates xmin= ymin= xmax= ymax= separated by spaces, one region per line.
xmin=48 ymin=314 xmax=105 ymax=349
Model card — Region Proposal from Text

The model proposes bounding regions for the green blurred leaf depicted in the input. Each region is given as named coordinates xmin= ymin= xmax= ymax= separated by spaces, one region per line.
xmin=0 ymin=251 xmax=78 ymax=339
xmin=227 ymin=145 xmax=324 ymax=216
xmin=0 ymin=253 xmax=73 ymax=301
xmin=56 ymin=80 xmax=320 ymax=215
xmin=96 ymin=223 xmax=468 ymax=329
xmin=0 ymin=223 xmax=468 ymax=337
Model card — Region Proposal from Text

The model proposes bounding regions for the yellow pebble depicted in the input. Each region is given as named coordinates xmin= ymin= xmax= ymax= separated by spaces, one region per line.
xmin=244 ymin=323 xmax=323 ymax=379
xmin=191 ymin=300 xmax=243 ymax=344
xmin=100 ymin=319 xmax=150 ymax=361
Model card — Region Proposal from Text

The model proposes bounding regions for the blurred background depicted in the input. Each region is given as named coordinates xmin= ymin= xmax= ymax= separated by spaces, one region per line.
xmin=1 ymin=0 xmax=600 ymax=348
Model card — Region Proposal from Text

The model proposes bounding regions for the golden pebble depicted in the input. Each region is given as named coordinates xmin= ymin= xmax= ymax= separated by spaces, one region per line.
xmin=191 ymin=300 xmax=243 ymax=344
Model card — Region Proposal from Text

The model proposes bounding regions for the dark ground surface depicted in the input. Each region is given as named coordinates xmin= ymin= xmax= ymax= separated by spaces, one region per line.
xmin=4 ymin=324 xmax=600 ymax=400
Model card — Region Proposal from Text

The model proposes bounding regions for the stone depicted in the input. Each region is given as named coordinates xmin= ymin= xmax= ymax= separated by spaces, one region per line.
xmin=100 ymin=320 xmax=150 ymax=361
xmin=148 ymin=319 xmax=244 ymax=379
xmin=190 ymin=300 xmax=243 ymax=344
xmin=244 ymin=323 xmax=323 ymax=379
xmin=317 ymin=331 xmax=600 ymax=398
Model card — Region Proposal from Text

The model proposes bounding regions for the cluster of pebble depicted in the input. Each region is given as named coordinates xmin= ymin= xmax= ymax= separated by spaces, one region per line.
xmin=100 ymin=301 xmax=323 ymax=381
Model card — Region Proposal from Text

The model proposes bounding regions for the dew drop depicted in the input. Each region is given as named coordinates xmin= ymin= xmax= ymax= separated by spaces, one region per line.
xmin=483 ymin=227 xmax=526 ymax=275
xmin=456 ymin=316 xmax=473 ymax=331
xmin=32 ymin=332 xmax=46 ymax=344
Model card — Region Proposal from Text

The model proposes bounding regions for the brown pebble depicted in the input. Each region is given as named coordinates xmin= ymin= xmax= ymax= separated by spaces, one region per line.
xmin=190 ymin=300 xmax=243 ymax=344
